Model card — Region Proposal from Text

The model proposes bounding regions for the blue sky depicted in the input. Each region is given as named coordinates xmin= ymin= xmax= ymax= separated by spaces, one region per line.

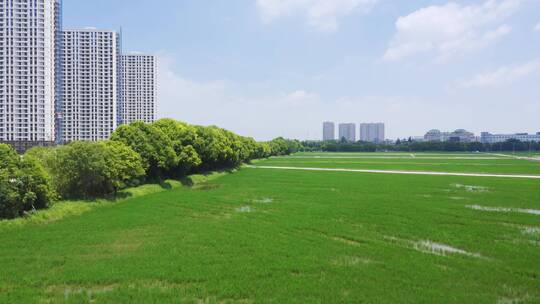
xmin=64 ymin=0 xmax=540 ymax=140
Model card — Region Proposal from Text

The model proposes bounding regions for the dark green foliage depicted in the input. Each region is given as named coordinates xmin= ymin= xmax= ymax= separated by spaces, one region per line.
xmin=267 ymin=137 xmax=302 ymax=155
xmin=306 ymin=139 xmax=540 ymax=153
xmin=115 ymin=120 xmax=297 ymax=175
xmin=152 ymin=119 xmax=202 ymax=175
xmin=0 ymin=144 xmax=55 ymax=219
xmin=5 ymin=119 xmax=295 ymax=219
xmin=29 ymin=141 xmax=145 ymax=199
xmin=110 ymin=121 xmax=177 ymax=179
xmin=99 ymin=141 xmax=146 ymax=191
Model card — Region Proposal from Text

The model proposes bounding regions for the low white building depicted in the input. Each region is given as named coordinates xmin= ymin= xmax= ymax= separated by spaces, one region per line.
xmin=424 ymin=129 xmax=476 ymax=143
xmin=481 ymin=132 xmax=540 ymax=144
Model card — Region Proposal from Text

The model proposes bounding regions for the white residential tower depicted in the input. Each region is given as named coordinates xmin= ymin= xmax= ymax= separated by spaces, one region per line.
xmin=322 ymin=121 xmax=335 ymax=141
xmin=338 ymin=123 xmax=356 ymax=142
xmin=360 ymin=123 xmax=385 ymax=143
xmin=120 ymin=54 xmax=156 ymax=124
xmin=61 ymin=28 xmax=120 ymax=142
xmin=0 ymin=0 xmax=62 ymax=151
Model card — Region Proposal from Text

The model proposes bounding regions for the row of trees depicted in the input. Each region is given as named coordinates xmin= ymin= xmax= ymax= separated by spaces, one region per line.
xmin=0 ymin=119 xmax=301 ymax=219
xmin=306 ymin=139 xmax=540 ymax=153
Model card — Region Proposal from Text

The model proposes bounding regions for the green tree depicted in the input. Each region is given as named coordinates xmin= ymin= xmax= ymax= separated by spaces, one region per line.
xmin=37 ymin=141 xmax=145 ymax=199
xmin=152 ymin=119 xmax=202 ymax=176
xmin=0 ymin=144 xmax=55 ymax=219
xmin=111 ymin=121 xmax=177 ymax=179
xmin=100 ymin=141 xmax=146 ymax=193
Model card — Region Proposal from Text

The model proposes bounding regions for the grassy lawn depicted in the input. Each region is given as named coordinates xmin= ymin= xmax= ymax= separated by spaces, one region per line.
xmin=258 ymin=153 xmax=540 ymax=175
xmin=1 ymin=154 xmax=539 ymax=303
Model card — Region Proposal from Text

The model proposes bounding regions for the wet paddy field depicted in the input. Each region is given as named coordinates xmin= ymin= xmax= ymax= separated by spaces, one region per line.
xmin=1 ymin=152 xmax=539 ymax=303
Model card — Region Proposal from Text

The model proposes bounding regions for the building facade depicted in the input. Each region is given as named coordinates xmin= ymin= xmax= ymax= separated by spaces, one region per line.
xmin=120 ymin=54 xmax=156 ymax=124
xmin=0 ymin=0 xmax=62 ymax=151
xmin=424 ymin=129 xmax=443 ymax=142
xmin=61 ymin=28 xmax=120 ymax=142
xmin=424 ymin=129 xmax=476 ymax=143
xmin=322 ymin=121 xmax=335 ymax=141
xmin=360 ymin=123 xmax=385 ymax=143
xmin=481 ymin=132 xmax=540 ymax=144
xmin=338 ymin=123 xmax=356 ymax=142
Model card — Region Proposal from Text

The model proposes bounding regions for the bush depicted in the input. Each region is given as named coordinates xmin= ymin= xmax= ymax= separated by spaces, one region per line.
xmin=29 ymin=141 xmax=145 ymax=199
xmin=268 ymin=137 xmax=302 ymax=156
xmin=0 ymin=144 xmax=55 ymax=219
xmin=111 ymin=121 xmax=177 ymax=179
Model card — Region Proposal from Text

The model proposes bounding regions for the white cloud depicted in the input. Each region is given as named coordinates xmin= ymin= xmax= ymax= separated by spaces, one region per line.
xmin=256 ymin=0 xmax=378 ymax=32
xmin=156 ymin=52 xmax=540 ymax=140
xmin=458 ymin=60 xmax=540 ymax=88
xmin=383 ymin=0 xmax=521 ymax=61
xmin=535 ymin=21 xmax=540 ymax=32
xmin=156 ymin=53 xmax=438 ymax=140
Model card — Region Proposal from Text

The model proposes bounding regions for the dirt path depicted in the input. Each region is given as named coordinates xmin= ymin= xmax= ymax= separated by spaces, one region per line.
xmin=246 ymin=165 xmax=540 ymax=179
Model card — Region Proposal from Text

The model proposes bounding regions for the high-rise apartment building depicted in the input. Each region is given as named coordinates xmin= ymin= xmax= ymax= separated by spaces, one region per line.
xmin=1 ymin=4 xmax=158 ymax=149
xmin=61 ymin=28 xmax=120 ymax=142
xmin=120 ymin=54 xmax=156 ymax=124
xmin=338 ymin=123 xmax=356 ymax=142
xmin=360 ymin=123 xmax=385 ymax=143
xmin=322 ymin=121 xmax=335 ymax=141
xmin=0 ymin=0 xmax=62 ymax=151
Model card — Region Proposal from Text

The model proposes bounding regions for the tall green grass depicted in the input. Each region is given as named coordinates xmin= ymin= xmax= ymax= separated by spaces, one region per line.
xmin=0 ymin=155 xmax=538 ymax=303
xmin=0 ymin=171 xmax=228 ymax=229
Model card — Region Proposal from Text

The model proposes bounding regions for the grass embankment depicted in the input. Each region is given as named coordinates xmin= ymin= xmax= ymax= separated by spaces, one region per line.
xmin=0 ymin=172 xmax=227 ymax=230
xmin=0 ymin=156 xmax=539 ymax=303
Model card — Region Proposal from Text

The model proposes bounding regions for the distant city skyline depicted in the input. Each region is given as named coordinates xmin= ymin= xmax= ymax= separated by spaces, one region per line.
xmin=323 ymin=122 xmax=386 ymax=142
xmin=321 ymin=122 xmax=539 ymax=143
xmin=62 ymin=0 xmax=540 ymax=141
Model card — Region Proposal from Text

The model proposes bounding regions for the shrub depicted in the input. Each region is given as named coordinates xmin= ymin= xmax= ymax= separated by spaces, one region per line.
xmin=30 ymin=141 xmax=145 ymax=199
xmin=99 ymin=140 xmax=146 ymax=192
xmin=0 ymin=144 xmax=55 ymax=219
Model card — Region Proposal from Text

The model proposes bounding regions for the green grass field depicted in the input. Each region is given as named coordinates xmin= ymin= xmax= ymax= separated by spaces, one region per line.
xmin=259 ymin=152 xmax=540 ymax=175
xmin=1 ymin=153 xmax=539 ymax=303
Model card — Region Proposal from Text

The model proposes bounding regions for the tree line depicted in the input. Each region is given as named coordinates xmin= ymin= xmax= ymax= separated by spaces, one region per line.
xmin=303 ymin=139 xmax=540 ymax=153
xmin=0 ymin=119 xmax=301 ymax=220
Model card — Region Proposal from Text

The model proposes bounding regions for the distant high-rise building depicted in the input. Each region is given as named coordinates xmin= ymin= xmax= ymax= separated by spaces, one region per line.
xmin=61 ymin=28 xmax=121 ymax=142
xmin=360 ymin=123 xmax=385 ymax=143
xmin=120 ymin=54 xmax=157 ymax=125
xmin=323 ymin=122 xmax=335 ymax=141
xmin=0 ymin=0 xmax=62 ymax=152
xmin=338 ymin=123 xmax=356 ymax=142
